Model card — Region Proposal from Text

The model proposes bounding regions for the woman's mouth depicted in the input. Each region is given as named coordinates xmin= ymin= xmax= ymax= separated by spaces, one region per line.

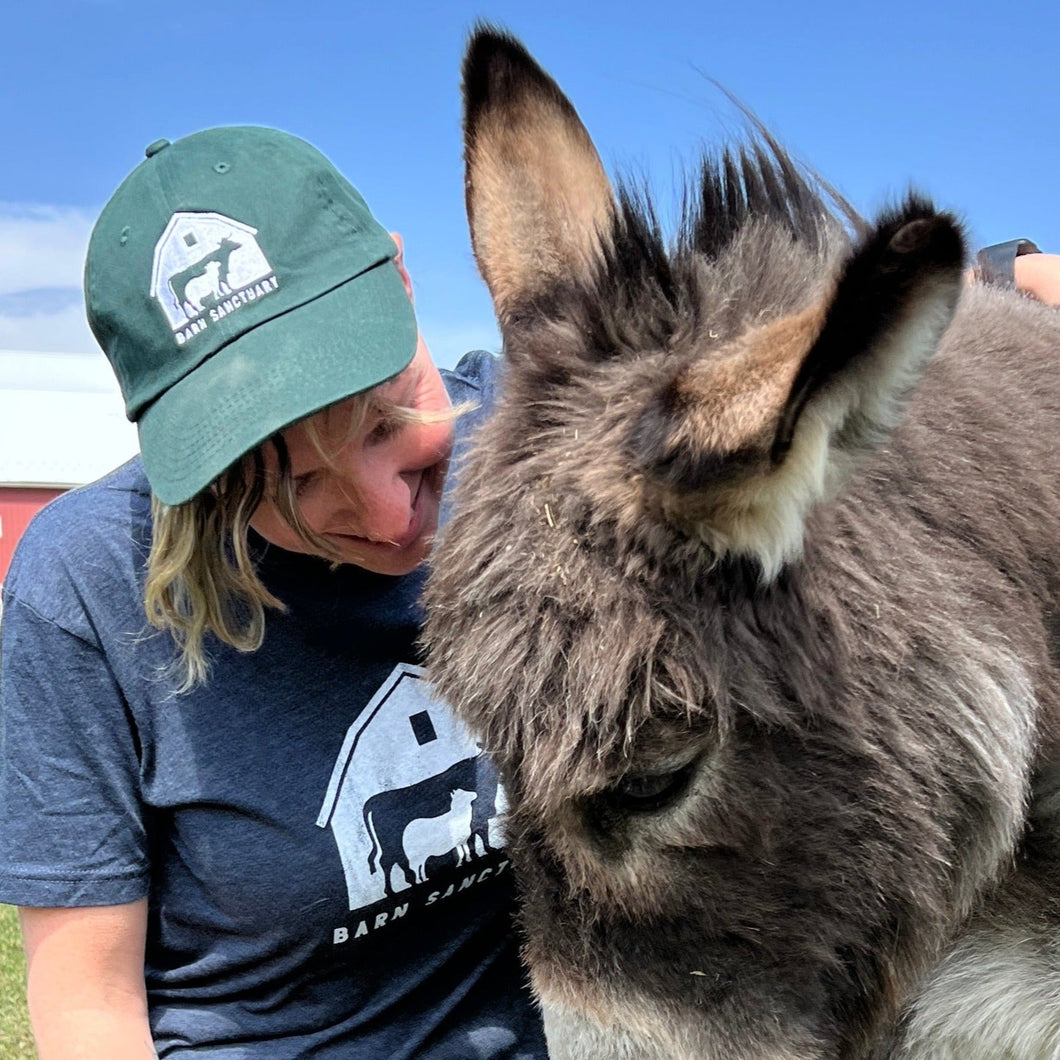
xmin=385 ymin=474 xmax=428 ymax=550
xmin=329 ymin=471 xmax=432 ymax=553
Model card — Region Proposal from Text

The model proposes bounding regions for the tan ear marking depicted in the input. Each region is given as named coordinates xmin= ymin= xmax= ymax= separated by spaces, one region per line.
xmin=671 ymin=303 xmax=828 ymax=458
xmin=463 ymin=38 xmax=614 ymax=318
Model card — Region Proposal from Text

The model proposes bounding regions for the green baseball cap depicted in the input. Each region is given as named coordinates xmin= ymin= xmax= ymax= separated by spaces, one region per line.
xmin=85 ymin=126 xmax=418 ymax=505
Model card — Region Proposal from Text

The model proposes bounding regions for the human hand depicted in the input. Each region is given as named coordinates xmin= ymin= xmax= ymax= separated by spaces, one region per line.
xmin=1013 ymin=253 xmax=1060 ymax=307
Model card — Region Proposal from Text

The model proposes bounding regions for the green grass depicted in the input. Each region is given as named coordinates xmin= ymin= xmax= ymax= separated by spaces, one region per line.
xmin=0 ymin=904 xmax=33 ymax=1059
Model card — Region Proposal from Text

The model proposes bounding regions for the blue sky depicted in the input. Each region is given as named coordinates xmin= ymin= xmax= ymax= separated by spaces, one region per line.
xmin=2 ymin=0 xmax=1058 ymax=372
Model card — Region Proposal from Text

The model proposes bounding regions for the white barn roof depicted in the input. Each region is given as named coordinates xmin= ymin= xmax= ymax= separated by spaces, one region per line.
xmin=0 ymin=348 xmax=138 ymax=487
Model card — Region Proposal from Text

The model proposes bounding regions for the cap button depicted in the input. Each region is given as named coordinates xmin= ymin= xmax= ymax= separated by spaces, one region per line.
xmin=145 ymin=138 xmax=171 ymax=159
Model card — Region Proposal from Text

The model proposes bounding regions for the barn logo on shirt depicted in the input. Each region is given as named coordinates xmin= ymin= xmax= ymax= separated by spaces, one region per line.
xmin=316 ymin=663 xmax=510 ymax=943
xmin=150 ymin=212 xmax=279 ymax=345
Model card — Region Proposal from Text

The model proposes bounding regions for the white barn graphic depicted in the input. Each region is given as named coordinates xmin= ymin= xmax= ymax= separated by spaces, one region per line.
xmin=150 ymin=211 xmax=273 ymax=331
xmin=317 ymin=663 xmax=507 ymax=910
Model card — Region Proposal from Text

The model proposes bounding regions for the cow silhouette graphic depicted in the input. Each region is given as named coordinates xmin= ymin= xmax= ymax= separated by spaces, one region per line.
xmin=363 ymin=756 xmax=499 ymax=897
xmin=179 ymin=260 xmax=222 ymax=316
xmin=169 ymin=236 xmax=242 ymax=317
xmin=404 ymin=788 xmax=478 ymax=884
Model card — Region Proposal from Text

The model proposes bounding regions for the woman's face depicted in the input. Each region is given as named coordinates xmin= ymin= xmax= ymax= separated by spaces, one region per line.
xmin=248 ymin=338 xmax=455 ymax=576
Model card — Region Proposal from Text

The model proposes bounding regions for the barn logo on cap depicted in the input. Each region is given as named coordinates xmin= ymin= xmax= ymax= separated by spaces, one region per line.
xmin=150 ymin=211 xmax=279 ymax=345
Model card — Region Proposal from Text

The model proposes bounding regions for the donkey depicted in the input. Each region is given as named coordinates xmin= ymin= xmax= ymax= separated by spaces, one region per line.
xmin=424 ymin=26 xmax=1060 ymax=1060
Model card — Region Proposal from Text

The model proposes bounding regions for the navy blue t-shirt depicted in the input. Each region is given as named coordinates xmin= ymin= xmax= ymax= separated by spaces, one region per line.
xmin=0 ymin=352 xmax=546 ymax=1058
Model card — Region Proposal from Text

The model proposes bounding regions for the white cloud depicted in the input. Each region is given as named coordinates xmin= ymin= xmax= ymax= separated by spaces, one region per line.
xmin=0 ymin=204 xmax=95 ymax=296
xmin=0 ymin=299 xmax=98 ymax=354
xmin=0 ymin=204 xmax=98 ymax=355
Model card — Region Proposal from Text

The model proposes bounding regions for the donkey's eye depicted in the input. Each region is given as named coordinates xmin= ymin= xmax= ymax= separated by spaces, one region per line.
xmin=608 ymin=761 xmax=696 ymax=813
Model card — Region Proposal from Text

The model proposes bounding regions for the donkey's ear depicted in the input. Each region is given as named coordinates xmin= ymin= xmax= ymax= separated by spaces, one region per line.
xmin=630 ymin=197 xmax=963 ymax=579
xmin=772 ymin=197 xmax=965 ymax=462
xmin=462 ymin=26 xmax=615 ymax=322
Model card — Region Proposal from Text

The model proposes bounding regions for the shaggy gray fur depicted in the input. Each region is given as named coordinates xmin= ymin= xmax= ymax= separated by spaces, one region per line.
xmin=424 ymin=27 xmax=1060 ymax=1060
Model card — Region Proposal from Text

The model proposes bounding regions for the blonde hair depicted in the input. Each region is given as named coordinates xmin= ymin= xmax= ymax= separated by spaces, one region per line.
xmin=145 ymin=390 xmax=464 ymax=690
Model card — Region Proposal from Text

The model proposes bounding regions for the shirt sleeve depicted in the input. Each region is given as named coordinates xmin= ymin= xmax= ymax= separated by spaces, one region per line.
xmin=0 ymin=592 xmax=149 ymax=907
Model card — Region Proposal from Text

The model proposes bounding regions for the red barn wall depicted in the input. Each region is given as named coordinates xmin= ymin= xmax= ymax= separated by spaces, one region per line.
xmin=0 ymin=487 xmax=66 ymax=584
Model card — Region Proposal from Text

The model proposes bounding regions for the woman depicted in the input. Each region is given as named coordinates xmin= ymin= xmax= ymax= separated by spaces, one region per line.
xmin=0 ymin=126 xmax=546 ymax=1059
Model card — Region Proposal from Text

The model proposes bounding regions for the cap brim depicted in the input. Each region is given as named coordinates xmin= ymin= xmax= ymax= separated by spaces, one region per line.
xmin=137 ymin=257 xmax=417 ymax=505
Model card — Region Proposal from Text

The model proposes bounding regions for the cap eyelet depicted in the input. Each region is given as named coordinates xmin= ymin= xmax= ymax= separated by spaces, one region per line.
xmin=213 ymin=161 xmax=231 ymax=174
xmin=119 ymin=226 xmax=131 ymax=246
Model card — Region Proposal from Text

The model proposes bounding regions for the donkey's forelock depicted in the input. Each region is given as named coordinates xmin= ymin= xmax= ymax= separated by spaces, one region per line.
xmin=518 ymin=138 xmax=851 ymax=370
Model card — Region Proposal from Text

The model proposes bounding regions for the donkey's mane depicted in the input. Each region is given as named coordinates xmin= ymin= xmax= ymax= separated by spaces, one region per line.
xmin=687 ymin=134 xmax=859 ymax=259
xmin=545 ymin=136 xmax=859 ymax=363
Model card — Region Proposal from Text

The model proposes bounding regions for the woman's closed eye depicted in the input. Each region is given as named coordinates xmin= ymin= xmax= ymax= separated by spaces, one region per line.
xmin=293 ymin=470 xmax=320 ymax=498
xmin=366 ymin=414 xmax=402 ymax=444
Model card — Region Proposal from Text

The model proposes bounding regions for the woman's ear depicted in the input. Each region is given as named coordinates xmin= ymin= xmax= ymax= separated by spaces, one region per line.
xmin=390 ymin=232 xmax=415 ymax=303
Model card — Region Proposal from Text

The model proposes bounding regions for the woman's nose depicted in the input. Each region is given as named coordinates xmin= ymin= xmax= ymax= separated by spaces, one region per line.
xmin=327 ymin=464 xmax=417 ymax=544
